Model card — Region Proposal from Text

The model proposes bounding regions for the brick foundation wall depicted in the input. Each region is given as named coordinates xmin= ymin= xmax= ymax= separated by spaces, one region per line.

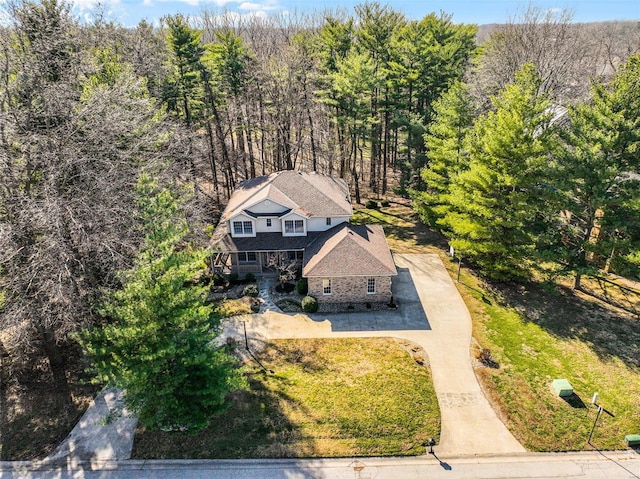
xmin=308 ymin=276 xmax=393 ymax=304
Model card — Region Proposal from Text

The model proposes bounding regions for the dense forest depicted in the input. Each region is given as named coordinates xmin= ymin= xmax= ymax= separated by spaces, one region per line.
xmin=0 ymin=0 xmax=639 ymax=456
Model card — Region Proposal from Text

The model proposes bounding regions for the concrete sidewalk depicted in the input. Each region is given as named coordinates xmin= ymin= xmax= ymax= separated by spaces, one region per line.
xmin=43 ymin=389 xmax=137 ymax=467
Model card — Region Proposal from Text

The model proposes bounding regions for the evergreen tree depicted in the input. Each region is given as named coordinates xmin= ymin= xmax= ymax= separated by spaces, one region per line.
xmin=81 ymin=176 xmax=246 ymax=432
xmin=163 ymin=14 xmax=204 ymax=126
xmin=441 ymin=64 xmax=557 ymax=280
xmin=553 ymin=53 xmax=640 ymax=287
xmin=413 ymin=82 xmax=476 ymax=230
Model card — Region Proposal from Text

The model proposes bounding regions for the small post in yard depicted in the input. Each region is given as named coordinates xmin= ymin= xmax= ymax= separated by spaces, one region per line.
xmin=427 ymin=438 xmax=436 ymax=454
xmin=238 ymin=316 xmax=250 ymax=350
xmin=588 ymin=392 xmax=615 ymax=446
xmin=457 ymin=256 xmax=462 ymax=283
xmin=243 ymin=321 xmax=248 ymax=349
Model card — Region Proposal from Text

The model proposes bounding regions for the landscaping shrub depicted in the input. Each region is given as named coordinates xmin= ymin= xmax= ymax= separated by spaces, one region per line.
xmin=244 ymin=273 xmax=256 ymax=282
xmin=381 ymin=199 xmax=390 ymax=207
xmin=302 ymin=295 xmax=318 ymax=313
xmin=228 ymin=273 xmax=239 ymax=284
xmin=243 ymin=284 xmax=259 ymax=297
xmin=365 ymin=200 xmax=379 ymax=209
xmin=296 ymin=278 xmax=308 ymax=295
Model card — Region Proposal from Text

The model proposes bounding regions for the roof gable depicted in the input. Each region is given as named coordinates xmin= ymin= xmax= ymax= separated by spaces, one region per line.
xmin=220 ymin=171 xmax=352 ymax=221
xmin=303 ymin=224 xmax=397 ymax=277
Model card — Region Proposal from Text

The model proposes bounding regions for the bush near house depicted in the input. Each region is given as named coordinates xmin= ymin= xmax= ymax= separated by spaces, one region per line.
xmin=296 ymin=278 xmax=308 ymax=295
xmin=301 ymin=295 xmax=318 ymax=313
xmin=242 ymin=284 xmax=259 ymax=297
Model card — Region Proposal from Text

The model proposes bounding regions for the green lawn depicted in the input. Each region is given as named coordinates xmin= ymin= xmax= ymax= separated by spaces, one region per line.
xmin=451 ymin=263 xmax=640 ymax=451
xmin=362 ymin=202 xmax=640 ymax=451
xmin=351 ymin=203 xmax=447 ymax=254
xmin=132 ymin=338 xmax=440 ymax=458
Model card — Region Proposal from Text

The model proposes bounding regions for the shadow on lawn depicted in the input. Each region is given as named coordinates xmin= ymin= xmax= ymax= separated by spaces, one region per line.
xmin=497 ymin=280 xmax=640 ymax=371
xmin=132 ymin=367 xmax=317 ymax=460
xmin=353 ymin=208 xmax=449 ymax=250
xmin=561 ymin=393 xmax=587 ymax=409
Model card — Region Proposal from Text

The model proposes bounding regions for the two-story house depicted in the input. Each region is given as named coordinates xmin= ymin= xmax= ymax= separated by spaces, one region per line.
xmin=210 ymin=170 xmax=397 ymax=304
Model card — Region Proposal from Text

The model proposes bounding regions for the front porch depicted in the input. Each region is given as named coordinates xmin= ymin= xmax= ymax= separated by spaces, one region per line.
xmin=211 ymin=250 xmax=303 ymax=277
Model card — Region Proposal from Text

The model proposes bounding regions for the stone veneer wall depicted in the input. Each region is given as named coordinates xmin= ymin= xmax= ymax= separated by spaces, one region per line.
xmin=308 ymin=276 xmax=393 ymax=304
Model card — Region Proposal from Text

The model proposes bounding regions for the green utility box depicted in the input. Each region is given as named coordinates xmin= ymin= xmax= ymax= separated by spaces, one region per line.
xmin=625 ymin=434 xmax=640 ymax=447
xmin=552 ymin=379 xmax=573 ymax=397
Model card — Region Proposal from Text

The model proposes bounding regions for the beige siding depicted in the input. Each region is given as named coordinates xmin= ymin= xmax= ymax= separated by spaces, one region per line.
xmin=308 ymin=276 xmax=392 ymax=304
xmin=307 ymin=216 xmax=350 ymax=232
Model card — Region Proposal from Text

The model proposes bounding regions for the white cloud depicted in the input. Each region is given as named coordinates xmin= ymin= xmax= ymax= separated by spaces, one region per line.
xmin=238 ymin=0 xmax=280 ymax=11
xmin=73 ymin=0 xmax=120 ymax=9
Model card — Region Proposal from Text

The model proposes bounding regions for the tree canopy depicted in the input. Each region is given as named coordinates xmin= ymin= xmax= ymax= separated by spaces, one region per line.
xmin=81 ymin=177 xmax=246 ymax=432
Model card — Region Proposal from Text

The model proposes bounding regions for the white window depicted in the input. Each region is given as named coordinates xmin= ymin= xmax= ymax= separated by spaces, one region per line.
xmin=326 ymin=217 xmax=332 ymax=226
xmin=266 ymin=218 xmax=272 ymax=227
xmin=232 ymin=220 xmax=253 ymax=235
xmin=284 ymin=219 xmax=304 ymax=234
xmin=238 ymin=252 xmax=257 ymax=263
xmin=322 ymin=279 xmax=332 ymax=295
xmin=367 ymin=278 xmax=376 ymax=294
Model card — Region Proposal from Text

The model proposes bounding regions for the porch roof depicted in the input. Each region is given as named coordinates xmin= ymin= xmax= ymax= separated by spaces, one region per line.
xmin=211 ymin=223 xmax=320 ymax=252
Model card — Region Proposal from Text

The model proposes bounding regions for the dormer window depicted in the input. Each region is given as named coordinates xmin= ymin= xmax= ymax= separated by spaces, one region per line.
xmin=233 ymin=220 xmax=253 ymax=235
xmin=284 ymin=219 xmax=304 ymax=234
xmin=326 ymin=218 xmax=332 ymax=226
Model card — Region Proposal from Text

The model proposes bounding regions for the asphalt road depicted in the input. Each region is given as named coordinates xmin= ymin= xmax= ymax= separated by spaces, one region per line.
xmin=2 ymin=452 xmax=640 ymax=479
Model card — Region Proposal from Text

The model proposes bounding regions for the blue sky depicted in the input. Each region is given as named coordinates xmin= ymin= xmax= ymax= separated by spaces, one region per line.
xmin=74 ymin=0 xmax=640 ymax=27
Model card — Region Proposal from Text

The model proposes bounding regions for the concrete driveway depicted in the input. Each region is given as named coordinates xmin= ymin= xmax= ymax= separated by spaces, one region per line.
xmin=228 ymin=253 xmax=525 ymax=456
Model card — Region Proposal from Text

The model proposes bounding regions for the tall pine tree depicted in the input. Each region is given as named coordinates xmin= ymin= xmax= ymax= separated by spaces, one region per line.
xmin=441 ymin=64 xmax=558 ymax=280
xmin=81 ymin=176 xmax=246 ymax=432
xmin=413 ymin=81 xmax=476 ymax=231
xmin=553 ymin=53 xmax=640 ymax=287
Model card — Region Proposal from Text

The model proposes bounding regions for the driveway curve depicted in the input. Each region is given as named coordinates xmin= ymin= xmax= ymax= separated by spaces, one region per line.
xmin=226 ymin=253 xmax=525 ymax=456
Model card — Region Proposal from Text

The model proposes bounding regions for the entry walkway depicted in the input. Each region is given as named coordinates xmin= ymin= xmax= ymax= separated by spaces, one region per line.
xmin=226 ymin=253 xmax=525 ymax=456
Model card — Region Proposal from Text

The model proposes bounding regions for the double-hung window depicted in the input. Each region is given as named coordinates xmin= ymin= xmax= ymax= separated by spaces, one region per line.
xmin=232 ymin=220 xmax=253 ymax=235
xmin=367 ymin=278 xmax=376 ymax=294
xmin=322 ymin=279 xmax=332 ymax=295
xmin=284 ymin=219 xmax=304 ymax=234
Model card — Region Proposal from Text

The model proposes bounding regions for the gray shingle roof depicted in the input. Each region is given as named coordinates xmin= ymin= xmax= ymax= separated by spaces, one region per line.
xmin=211 ymin=223 xmax=322 ymax=252
xmin=302 ymin=224 xmax=397 ymax=277
xmin=221 ymin=171 xmax=352 ymax=221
